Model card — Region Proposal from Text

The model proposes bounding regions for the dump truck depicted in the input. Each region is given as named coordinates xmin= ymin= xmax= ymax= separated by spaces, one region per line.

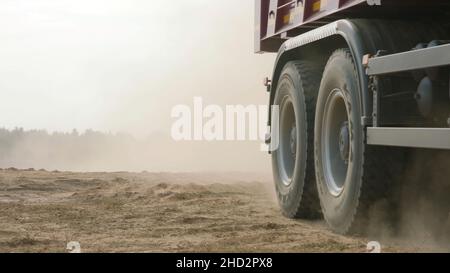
xmin=255 ymin=0 xmax=450 ymax=234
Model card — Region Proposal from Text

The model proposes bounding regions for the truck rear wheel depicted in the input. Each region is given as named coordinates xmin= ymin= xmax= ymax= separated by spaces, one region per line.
xmin=272 ymin=61 xmax=321 ymax=219
xmin=314 ymin=49 xmax=396 ymax=234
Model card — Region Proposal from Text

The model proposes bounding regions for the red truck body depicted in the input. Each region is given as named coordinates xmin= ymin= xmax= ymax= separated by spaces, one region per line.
xmin=255 ymin=0 xmax=450 ymax=53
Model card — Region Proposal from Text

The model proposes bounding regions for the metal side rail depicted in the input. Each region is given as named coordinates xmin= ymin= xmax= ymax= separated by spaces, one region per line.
xmin=366 ymin=43 xmax=450 ymax=76
xmin=367 ymin=127 xmax=450 ymax=150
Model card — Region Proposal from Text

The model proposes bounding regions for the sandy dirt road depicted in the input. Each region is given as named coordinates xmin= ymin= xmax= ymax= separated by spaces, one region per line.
xmin=0 ymin=169 xmax=446 ymax=253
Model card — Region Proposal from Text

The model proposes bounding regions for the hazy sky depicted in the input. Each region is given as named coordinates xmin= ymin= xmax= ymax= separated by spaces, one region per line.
xmin=0 ymin=0 xmax=275 ymax=137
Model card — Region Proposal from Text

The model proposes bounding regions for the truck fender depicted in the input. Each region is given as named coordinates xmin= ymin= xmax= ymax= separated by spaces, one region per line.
xmin=268 ymin=19 xmax=373 ymax=127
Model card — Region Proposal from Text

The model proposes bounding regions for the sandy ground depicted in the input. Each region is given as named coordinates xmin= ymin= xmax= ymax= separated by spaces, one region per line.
xmin=0 ymin=169 xmax=446 ymax=253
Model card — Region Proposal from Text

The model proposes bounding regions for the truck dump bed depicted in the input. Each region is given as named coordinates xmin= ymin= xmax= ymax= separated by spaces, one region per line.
xmin=255 ymin=0 xmax=450 ymax=53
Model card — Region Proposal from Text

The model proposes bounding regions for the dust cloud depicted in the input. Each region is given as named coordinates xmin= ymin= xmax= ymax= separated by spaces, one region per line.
xmin=366 ymin=149 xmax=450 ymax=251
xmin=0 ymin=128 xmax=271 ymax=173
xmin=0 ymin=1 xmax=275 ymax=174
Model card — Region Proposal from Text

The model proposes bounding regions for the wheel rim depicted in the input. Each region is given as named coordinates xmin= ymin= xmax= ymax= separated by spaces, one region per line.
xmin=321 ymin=89 xmax=350 ymax=197
xmin=277 ymin=96 xmax=297 ymax=186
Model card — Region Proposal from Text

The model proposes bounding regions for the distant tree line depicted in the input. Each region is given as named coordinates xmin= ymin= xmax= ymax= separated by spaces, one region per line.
xmin=0 ymin=127 xmax=270 ymax=173
xmin=0 ymin=127 xmax=143 ymax=171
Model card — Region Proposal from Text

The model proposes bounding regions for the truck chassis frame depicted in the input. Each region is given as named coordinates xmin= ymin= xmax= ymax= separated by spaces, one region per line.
xmin=366 ymin=44 xmax=450 ymax=150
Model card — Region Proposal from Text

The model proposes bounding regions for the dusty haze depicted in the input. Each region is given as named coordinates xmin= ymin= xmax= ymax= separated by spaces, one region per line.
xmin=0 ymin=0 xmax=276 ymax=172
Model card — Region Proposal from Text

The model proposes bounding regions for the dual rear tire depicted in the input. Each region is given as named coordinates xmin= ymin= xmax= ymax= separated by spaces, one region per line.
xmin=273 ymin=49 xmax=394 ymax=234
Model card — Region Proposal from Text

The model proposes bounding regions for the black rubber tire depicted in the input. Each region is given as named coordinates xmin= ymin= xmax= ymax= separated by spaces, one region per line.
xmin=272 ymin=61 xmax=322 ymax=219
xmin=314 ymin=49 xmax=397 ymax=234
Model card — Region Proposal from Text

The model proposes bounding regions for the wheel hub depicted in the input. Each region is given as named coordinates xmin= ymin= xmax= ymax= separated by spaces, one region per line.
xmin=277 ymin=97 xmax=297 ymax=186
xmin=321 ymin=89 xmax=349 ymax=197
xmin=339 ymin=122 xmax=350 ymax=163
